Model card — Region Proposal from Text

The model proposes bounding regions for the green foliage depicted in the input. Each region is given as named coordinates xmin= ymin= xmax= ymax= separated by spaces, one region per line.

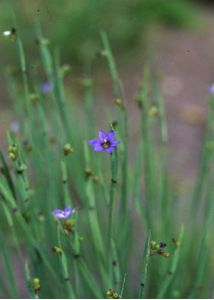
xmin=0 ymin=25 xmax=213 ymax=299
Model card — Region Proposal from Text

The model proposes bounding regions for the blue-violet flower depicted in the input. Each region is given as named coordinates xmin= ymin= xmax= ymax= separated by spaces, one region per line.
xmin=208 ymin=84 xmax=214 ymax=95
xmin=88 ymin=130 xmax=120 ymax=153
xmin=52 ymin=207 xmax=75 ymax=219
xmin=40 ymin=82 xmax=53 ymax=94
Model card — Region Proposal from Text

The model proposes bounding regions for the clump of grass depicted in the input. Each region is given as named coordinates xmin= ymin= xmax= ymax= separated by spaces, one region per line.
xmin=0 ymin=27 xmax=213 ymax=299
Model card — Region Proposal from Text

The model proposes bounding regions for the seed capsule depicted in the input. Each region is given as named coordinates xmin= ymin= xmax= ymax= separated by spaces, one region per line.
xmin=52 ymin=246 xmax=62 ymax=255
xmin=33 ymin=278 xmax=40 ymax=294
xmin=63 ymin=144 xmax=74 ymax=156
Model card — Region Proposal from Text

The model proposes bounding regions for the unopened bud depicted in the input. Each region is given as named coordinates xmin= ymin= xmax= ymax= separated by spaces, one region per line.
xmin=114 ymin=98 xmax=125 ymax=109
xmin=9 ymin=152 xmax=16 ymax=161
xmin=17 ymin=164 xmax=27 ymax=174
xmin=52 ymin=246 xmax=63 ymax=255
xmin=148 ymin=106 xmax=159 ymax=117
xmin=85 ymin=168 xmax=93 ymax=178
xmin=63 ymin=144 xmax=74 ymax=156
xmin=30 ymin=93 xmax=38 ymax=102
xmin=33 ymin=278 xmax=40 ymax=294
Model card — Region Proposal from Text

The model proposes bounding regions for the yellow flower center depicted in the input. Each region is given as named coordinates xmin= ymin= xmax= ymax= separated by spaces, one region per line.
xmin=102 ymin=139 xmax=110 ymax=148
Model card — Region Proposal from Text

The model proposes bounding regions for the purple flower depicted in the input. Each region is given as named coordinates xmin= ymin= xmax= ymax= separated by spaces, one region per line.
xmin=208 ymin=84 xmax=214 ymax=95
xmin=40 ymin=82 xmax=53 ymax=94
xmin=52 ymin=207 xmax=76 ymax=219
xmin=10 ymin=121 xmax=20 ymax=133
xmin=88 ymin=130 xmax=121 ymax=153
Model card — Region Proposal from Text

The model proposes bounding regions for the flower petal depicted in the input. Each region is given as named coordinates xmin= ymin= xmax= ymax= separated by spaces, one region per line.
xmin=107 ymin=130 xmax=115 ymax=142
xmin=64 ymin=211 xmax=72 ymax=218
xmin=40 ymin=82 xmax=53 ymax=94
xmin=111 ymin=140 xmax=121 ymax=147
xmin=71 ymin=208 xmax=76 ymax=214
xmin=52 ymin=209 xmax=63 ymax=215
xmin=88 ymin=139 xmax=100 ymax=146
xmin=103 ymin=146 xmax=115 ymax=153
xmin=52 ymin=209 xmax=66 ymax=219
xmin=93 ymin=144 xmax=103 ymax=152
xmin=99 ymin=130 xmax=108 ymax=141
xmin=64 ymin=207 xmax=71 ymax=213
xmin=64 ymin=207 xmax=76 ymax=217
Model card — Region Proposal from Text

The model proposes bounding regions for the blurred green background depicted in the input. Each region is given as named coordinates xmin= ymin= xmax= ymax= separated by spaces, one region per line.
xmin=0 ymin=0 xmax=199 ymax=71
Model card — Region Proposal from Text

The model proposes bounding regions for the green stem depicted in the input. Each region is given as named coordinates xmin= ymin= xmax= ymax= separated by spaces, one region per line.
xmin=100 ymin=31 xmax=128 ymax=217
xmin=138 ymin=231 xmax=151 ymax=299
xmin=57 ymin=225 xmax=75 ymax=298
xmin=108 ymin=150 xmax=118 ymax=251
xmin=0 ymin=231 xmax=19 ymax=298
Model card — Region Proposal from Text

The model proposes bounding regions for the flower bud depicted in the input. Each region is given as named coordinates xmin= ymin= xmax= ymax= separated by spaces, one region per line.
xmin=52 ymin=246 xmax=63 ymax=255
xmin=85 ymin=168 xmax=93 ymax=178
xmin=63 ymin=220 xmax=75 ymax=234
xmin=148 ymin=106 xmax=159 ymax=117
xmin=33 ymin=278 xmax=40 ymax=294
xmin=63 ymin=144 xmax=74 ymax=156
xmin=106 ymin=288 xmax=120 ymax=299
xmin=114 ymin=98 xmax=125 ymax=109
xmin=30 ymin=93 xmax=38 ymax=102
xmin=150 ymin=240 xmax=156 ymax=250
xmin=17 ymin=164 xmax=27 ymax=174
xmin=8 ymin=144 xmax=17 ymax=154
xmin=106 ymin=289 xmax=114 ymax=297
xmin=113 ymin=292 xmax=120 ymax=299
xmin=8 ymin=152 xmax=16 ymax=161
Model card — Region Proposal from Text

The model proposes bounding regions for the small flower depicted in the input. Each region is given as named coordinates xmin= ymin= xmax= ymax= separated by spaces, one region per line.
xmin=88 ymin=130 xmax=120 ymax=153
xmin=208 ymin=84 xmax=214 ymax=95
xmin=40 ymin=82 xmax=53 ymax=94
xmin=52 ymin=207 xmax=75 ymax=219
xmin=10 ymin=121 xmax=20 ymax=133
